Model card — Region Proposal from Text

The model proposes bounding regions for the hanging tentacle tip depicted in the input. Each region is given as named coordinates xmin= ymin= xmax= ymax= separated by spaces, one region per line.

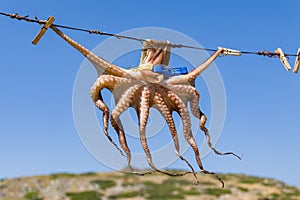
xmin=228 ymin=152 xmax=243 ymax=160
xmin=214 ymin=173 xmax=225 ymax=188
xmin=230 ymin=152 xmax=243 ymax=160
xmin=219 ymin=151 xmax=243 ymax=160
xmin=132 ymin=170 xmax=154 ymax=177
xmin=211 ymin=173 xmax=224 ymax=188
xmin=239 ymin=153 xmax=244 ymax=160
xmin=200 ymin=169 xmax=224 ymax=188
xmin=221 ymin=180 xmax=225 ymax=188
xmin=133 ymin=172 xmax=145 ymax=176
xmin=193 ymin=180 xmax=200 ymax=185
xmin=119 ymin=151 xmax=127 ymax=158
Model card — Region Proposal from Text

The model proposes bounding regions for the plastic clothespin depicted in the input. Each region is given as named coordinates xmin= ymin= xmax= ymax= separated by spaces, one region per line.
xmin=218 ymin=47 xmax=241 ymax=56
xmin=152 ymin=65 xmax=165 ymax=74
xmin=170 ymin=66 xmax=188 ymax=76
xmin=152 ymin=65 xmax=188 ymax=77
xmin=275 ymin=48 xmax=291 ymax=71
xmin=32 ymin=16 xmax=55 ymax=45
xmin=293 ymin=48 xmax=300 ymax=73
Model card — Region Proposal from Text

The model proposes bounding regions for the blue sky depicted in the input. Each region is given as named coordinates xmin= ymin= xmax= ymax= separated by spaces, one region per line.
xmin=1 ymin=0 xmax=300 ymax=187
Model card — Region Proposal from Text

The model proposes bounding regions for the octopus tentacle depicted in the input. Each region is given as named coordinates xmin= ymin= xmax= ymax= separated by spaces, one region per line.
xmin=137 ymin=86 xmax=178 ymax=177
xmin=166 ymin=84 xmax=200 ymax=112
xmin=153 ymin=92 xmax=198 ymax=180
xmin=166 ymin=89 xmax=224 ymax=186
xmin=166 ymin=90 xmax=201 ymax=169
xmin=110 ymin=117 xmax=153 ymax=175
xmin=166 ymin=49 xmax=224 ymax=84
xmin=54 ymin=29 xmax=239 ymax=186
xmin=110 ymin=84 xmax=140 ymax=173
xmin=168 ymin=84 xmax=241 ymax=159
xmin=198 ymin=112 xmax=241 ymax=160
xmin=137 ymin=86 xmax=153 ymax=169
xmin=110 ymin=122 xmax=132 ymax=174
xmin=51 ymin=26 xmax=133 ymax=78
xmin=90 ymin=75 xmax=132 ymax=156
xmin=110 ymin=84 xmax=153 ymax=176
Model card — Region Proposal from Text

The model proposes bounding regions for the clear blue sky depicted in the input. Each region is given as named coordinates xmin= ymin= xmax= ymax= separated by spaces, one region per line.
xmin=1 ymin=0 xmax=300 ymax=187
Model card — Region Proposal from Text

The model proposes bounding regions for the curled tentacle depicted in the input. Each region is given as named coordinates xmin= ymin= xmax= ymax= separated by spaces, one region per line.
xmin=199 ymin=169 xmax=225 ymax=188
xmin=168 ymin=84 xmax=241 ymax=160
xmin=153 ymin=91 xmax=198 ymax=180
xmin=166 ymin=89 xmax=224 ymax=186
xmin=90 ymin=75 xmax=132 ymax=156
xmin=199 ymin=112 xmax=241 ymax=160
xmin=166 ymin=90 xmax=201 ymax=168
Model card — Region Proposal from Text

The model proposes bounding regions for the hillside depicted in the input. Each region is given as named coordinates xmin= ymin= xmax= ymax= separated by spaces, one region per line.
xmin=0 ymin=170 xmax=299 ymax=200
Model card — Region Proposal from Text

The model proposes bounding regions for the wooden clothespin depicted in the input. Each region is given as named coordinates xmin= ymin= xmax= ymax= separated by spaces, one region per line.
xmin=218 ymin=47 xmax=241 ymax=56
xmin=293 ymin=48 xmax=300 ymax=73
xmin=275 ymin=48 xmax=291 ymax=71
xmin=32 ymin=16 xmax=55 ymax=45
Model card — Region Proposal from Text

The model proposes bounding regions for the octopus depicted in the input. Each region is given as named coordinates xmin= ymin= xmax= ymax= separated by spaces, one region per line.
xmin=50 ymin=25 xmax=240 ymax=186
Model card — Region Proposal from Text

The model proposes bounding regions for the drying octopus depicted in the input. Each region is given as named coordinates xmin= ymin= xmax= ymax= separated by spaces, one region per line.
xmin=50 ymin=25 xmax=240 ymax=186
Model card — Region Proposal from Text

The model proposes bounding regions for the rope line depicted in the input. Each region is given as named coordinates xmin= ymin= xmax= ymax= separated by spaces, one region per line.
xmin=0 ymin=12 xmax=298 ymax=57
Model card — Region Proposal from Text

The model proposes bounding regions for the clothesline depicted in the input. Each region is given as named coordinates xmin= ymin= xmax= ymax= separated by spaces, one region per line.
xmin=0 ymin=11 xmax=299 ymax=73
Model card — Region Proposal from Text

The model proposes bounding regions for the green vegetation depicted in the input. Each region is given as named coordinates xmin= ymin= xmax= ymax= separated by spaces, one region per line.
xmin=49 ymin=173 xmax=77 ymax=180
xmin=181 ymin=187 xmax=201 ymax=195
xmin=66 ymin=191 xmax=102 ymax=200
xmin=49 ymin=172 xmax=97 ymax=180
xmin=108 ymin=174 xmax=124 ymax=179
xmin=200 ymin=181 xmax=214 ymax=185
xmin=141 ymin=179 xmax=201 ymax=200
xmin=219 ymin=173 xmax=240 ymax=181
xmin=238 ymin=176 xmax=262 ymax=184
xmin=281 ymin=185 xmax=300 ymax=199
xmin=121 ymin=182 xmax=136 ymax=187
xmin=24 ymin=191 xmax=43 ymax=200
xmin=205 ymin=188 xmax=231 ymax=197
xmin=122 ymin=172 xmax=139 ymax=180
xmin=269 ymin=193 xmax=281 ymax=200
xmin=237 ymin=186 xmax=249 ymax=192
xmin=81 ymin=172 xmax=97 ymax=176
xmin=257 ymin=186 xmax=300 ymax=200
xmin=163 ymin=178 xmax=191 ymax=186
xmin=0 ymin=184 xmax=6 ymax=190
xmin=165 ymin=169 xmax=185 ymax=174
xmin=284 ymin=185 xmax=300 ymax=194
xmin=218 ymin=174 xmax=229 ymax=181
xmin=142 ymin=181 xmax=185 ymax=199
xmin=109 ymin=191 xmax=140 ymax=199
xmin=91 ymin=179 xmax=116 ymax=190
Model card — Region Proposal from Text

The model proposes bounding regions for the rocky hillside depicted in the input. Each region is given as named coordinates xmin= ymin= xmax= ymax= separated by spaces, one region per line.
xmin=0 ymin=170 xmax=299 ymax=200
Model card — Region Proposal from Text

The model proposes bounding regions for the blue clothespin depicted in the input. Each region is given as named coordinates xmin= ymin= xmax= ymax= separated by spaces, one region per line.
xmin=169 ymin=67 xmax=188 ymax=76
xmin=152 ymin=65 xmax=188 ymax=78
xmin=152 ymin=65 xmax=165 ymax=74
